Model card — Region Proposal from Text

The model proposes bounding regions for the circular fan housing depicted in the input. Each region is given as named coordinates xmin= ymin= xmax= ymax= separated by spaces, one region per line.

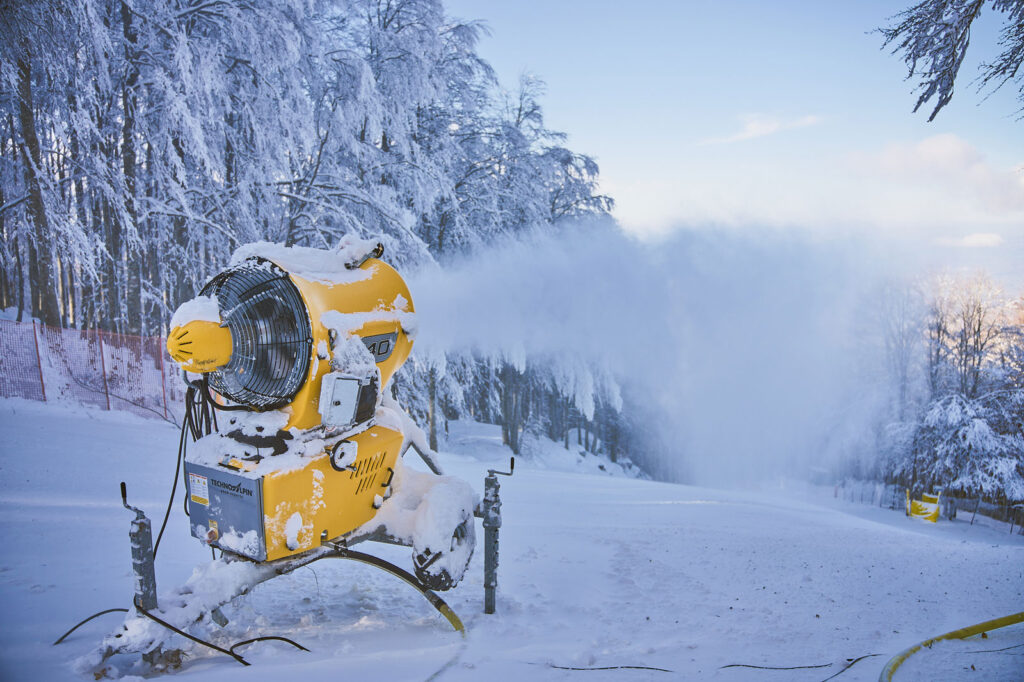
xmin=200 ymin=260 xmax=312 ymax=409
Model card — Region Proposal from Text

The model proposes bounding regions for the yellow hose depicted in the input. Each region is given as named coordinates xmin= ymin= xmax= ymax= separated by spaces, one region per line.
xmin=878 ymin=610 xmax=1024 ymax=681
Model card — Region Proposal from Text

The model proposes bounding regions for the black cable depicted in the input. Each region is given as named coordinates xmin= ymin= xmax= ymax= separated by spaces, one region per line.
xmin=819 ymin=654 xmax=882 ymax=682
xmin=133 ymin=597 xmax=310 ymax=666
xmin=198 ymin=381 xmax=212 ymax=435
xmin=52 ymin=608 xmax=129 ymax=645
xmin=721 ymin=662 xmax=832 ymax=670
xmin=185 ymin=382 xmax=204 ymax=440
xmin=132 ymin=597 xmax=249 ymax=666
xmin=194 ymin=375 xmax=250 ymax=414
xmin=549 ymin=664 xmax=674 ymax=673
xmin=155 ymin=372 xmax=236 ymax=557
xmin=156 ymin=379 xmax=219 ymax=553
xmin=228 ymin=636 xmax=309 ymax=655
xmin=56 ymin=600 xmax=308 ymax=666
xmin=305 ymin=566 xmax=321 ymax=599
xmin=719 ymin=653 xmax=883 ymax=680
xmin=952 ymin=641 xmax=1024 ymax=654
xmin=153 ymin=387 xmax=192 ymax=558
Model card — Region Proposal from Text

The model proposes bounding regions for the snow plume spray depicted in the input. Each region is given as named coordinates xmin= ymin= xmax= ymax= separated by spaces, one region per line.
xmin=410 ymin=225 xmax=887 ymax=486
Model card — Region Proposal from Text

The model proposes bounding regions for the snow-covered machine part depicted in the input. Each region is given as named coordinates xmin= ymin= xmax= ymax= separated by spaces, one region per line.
xmin=183 ymin=422 xmax=411 ymax=562
xmin=166 ymin=295 xmax=232 ymax=374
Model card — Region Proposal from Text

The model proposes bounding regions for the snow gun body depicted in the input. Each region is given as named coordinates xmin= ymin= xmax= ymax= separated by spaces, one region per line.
xmin=166 ymin=241 xmax=413 ymax=432
xmin=166 ymin=240 xmax=474 ymax=590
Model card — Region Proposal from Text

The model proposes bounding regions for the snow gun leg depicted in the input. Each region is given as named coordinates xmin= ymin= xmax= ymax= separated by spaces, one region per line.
xmin=121 ymin=482 xmax=158 ymax=612
xmin=98 ymin=536 xmax=464 ymax=671
xmin=477 ymin=458 xmax=514 ymax=615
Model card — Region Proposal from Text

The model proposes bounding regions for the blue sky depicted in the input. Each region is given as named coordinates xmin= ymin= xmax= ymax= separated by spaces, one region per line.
xmin=444 ymin=0 xmax=1023 ymax=265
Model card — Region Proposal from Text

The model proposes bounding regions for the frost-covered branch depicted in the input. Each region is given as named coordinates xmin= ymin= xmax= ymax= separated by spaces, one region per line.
xmin=880 ymin=0 xmax=1024 ymax=119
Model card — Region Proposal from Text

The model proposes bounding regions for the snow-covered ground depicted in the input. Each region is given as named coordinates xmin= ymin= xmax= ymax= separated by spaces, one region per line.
xmin=1 ymin=400 xmax=1021 ymax=681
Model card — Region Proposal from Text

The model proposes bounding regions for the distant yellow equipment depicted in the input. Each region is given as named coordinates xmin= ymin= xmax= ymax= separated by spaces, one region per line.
xmin=906 ymin=490 xmax=941 ymax=523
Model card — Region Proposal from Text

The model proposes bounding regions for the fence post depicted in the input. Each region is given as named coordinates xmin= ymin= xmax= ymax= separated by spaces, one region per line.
xmin=98 ymin=332 xmax=111 ymax=411
xmin=158 ymin=337 xmax=168 ymax=421
xmin=31 ymin=320 xmax=47 ymax=402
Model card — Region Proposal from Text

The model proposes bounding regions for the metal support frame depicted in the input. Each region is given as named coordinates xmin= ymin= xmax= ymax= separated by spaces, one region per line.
xmin=112 ymin=454 xmax=515 ymax=667
xmin=108 ymin=504 xmax=466 ymax=663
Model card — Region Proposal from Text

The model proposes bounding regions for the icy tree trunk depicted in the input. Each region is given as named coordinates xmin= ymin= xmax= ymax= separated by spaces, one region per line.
xmin=169 ymin=136 xmax=190 ymax=311
xmin=121 ymin=2 xmax=142 ymax=334
xmin=15 ymin=233 xmax=26 ymax=322
xmin=143 ymin=141 xmax=161 ymax=335
xmin=563 ymin=396 xmax=570 ymax=449
xmin=428 ymin=367 xmax=438 ymax=452
xmin=0 ymin=130 xmax=8 ymax=313
xmin=69 ymin=90 xmax=91 ymax=329
xmin=17 ymin=52 xmax=61 ymax=327
xmin=500 ymin=364 xmax=522 ymax=455
xmin=101 ymin=195 xmax=122 ymax=332
xmin=926 ymin=302 xmax=948 ymax=400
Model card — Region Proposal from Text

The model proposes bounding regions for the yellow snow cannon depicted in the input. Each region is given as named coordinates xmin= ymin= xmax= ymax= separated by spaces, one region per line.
xmin=166 ymin=239 xmax=476 ymax=596
xmin=76 ymin=239 xmax=515 ymax=673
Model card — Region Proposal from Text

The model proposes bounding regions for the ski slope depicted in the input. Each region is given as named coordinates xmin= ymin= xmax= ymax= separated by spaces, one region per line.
xmin=0 ymin=399 xmax=1021 ymax=681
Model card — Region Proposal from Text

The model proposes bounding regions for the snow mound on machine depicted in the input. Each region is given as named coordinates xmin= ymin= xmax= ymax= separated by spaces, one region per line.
xmin=361 ymin=460 xmax=477 ymax=590
xmin=230 ymin=237 xmax=379 ymax=285
xmin=168 ymin=295 xmax=220 ymax=329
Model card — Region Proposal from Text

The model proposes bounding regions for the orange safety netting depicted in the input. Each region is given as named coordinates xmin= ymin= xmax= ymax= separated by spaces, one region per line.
xmin=0 ymin=319 xmax=185 ymax=422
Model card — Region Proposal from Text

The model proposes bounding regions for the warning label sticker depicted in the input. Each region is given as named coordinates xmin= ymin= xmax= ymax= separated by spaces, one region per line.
xmin=189 ymin=473 xmax=209 ymax=505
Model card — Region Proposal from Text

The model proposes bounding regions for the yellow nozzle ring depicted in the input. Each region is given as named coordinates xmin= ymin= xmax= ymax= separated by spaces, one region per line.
xmin=167 ymin=320 xmax=233 ymax=373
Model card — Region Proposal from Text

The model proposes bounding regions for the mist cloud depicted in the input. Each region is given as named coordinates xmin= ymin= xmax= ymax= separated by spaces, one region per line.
xmin=411 ymin=226 xmax=888 ymax=486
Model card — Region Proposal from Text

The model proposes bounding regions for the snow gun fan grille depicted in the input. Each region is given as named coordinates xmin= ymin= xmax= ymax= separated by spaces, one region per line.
xmin=200 ymin=260 xmax=312 ymax=409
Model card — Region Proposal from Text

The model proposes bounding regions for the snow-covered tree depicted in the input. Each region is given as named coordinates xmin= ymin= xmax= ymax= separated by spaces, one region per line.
xmin=876 ymin=279 xmax=927 ymax=420
xmin=924 ymin=273 xmax=1006 ymax=400
xmin=879 ymin=0 xmax=1024 ymax=120
xmin=876 ymin=273 xmax=1024 ymax=501
xmin=0 ymin=0 xmax=611 ymax=324
xmin=999 ymin=299 xmax=1024 ymax=387
xmin=899 ymin=393 xmax=1024 ymax=500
